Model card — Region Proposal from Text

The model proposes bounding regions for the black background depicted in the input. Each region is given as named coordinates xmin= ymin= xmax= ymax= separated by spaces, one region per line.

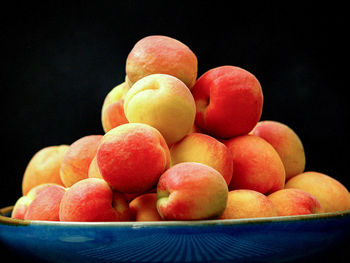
xmin=1 ymin=1 xmax=349 ymax=262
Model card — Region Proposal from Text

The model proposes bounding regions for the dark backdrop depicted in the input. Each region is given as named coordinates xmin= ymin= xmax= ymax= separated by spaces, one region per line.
xmin=1 ymin=1 xmax=349 ymax=262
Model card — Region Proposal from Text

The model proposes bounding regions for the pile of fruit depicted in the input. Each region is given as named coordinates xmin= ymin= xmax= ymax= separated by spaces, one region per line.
xmin=11 ymin=35 xmax=350 ymax=222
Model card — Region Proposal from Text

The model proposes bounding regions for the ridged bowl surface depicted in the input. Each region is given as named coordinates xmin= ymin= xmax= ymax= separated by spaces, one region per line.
xmin=1 ymin=206 xmax=350 ymax=263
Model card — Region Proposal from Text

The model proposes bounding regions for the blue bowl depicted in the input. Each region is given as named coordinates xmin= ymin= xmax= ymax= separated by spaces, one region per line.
xmin=1 ymin=206 xmax=350 ymax=263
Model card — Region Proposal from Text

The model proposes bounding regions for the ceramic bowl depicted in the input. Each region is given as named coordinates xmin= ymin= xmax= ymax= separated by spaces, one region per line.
xmin=1 ymin=206 xmax=350 ymax=263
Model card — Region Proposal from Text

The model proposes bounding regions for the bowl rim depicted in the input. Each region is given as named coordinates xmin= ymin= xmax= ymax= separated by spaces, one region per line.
xmin=1 ymin=205 xmax=350 ymax=228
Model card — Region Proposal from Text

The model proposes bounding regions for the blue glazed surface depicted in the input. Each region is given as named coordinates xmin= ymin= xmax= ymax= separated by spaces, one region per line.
xmin=1 ymin=207 xmax=350 ymax=263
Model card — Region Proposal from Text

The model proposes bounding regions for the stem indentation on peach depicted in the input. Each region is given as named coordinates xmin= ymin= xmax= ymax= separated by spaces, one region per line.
xmin=196 ymin=98 xmax=210 ymax=113
xmin=157 ymin=189 xmax=170 ymax=205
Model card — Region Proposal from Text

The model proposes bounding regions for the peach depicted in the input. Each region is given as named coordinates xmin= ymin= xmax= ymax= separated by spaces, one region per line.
xmin=124 ymin=187 xmax=157 ymax=203
xmin=170 ymin=133 xmax=233 ymax=185
xmin=59 ymin=178 xmax=130 ymax=222
xmin=88 ymin=156 xmax=102 ymax=179
xmin=187 ymin=123 xmax=202 ymax=134
xmin=267 ymin=188 xmax=323 ymax=216
xmin=285 ymin=171 xmax=350 ymax=213
xmin=129 ymin=193 xmax=162 ymax=221
xmin=220 ymin=190 xmax=277 ymax=219
xmin=126 ymin=35 xmax=198 ymax=89
xmin=157 ymin=162 xmax=228 ymax=220
xmin=224 ymin=135 xmax=285 ymax=194
xmin=123 ymin=74 xmax=196 ymax=145
xmin=101 ymin=82 xmax=130 ymax=133
xmin=11 ymin=196 xmax=30 ymax=219
xmin=251 ymin=120 xmax=306 ymax=180
xmin=22 ymin=145 xmax=69 ymax=195
xmin=13 ymin=184 xmax=56 ymax=219
xmin=192 ymin=65 xmax=263 ymax=138
xmin=24 ymin=184 xmax=66 ymax=221
xmin=97 ymin=123 xmax=170 ymax=193
xmin=12 ymin=183 xmax=66 ymax=221
xmin=60 ymin=135 xmax=103 ymax=187
xmin=125 ymin=75 xmax=133 ymax=88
